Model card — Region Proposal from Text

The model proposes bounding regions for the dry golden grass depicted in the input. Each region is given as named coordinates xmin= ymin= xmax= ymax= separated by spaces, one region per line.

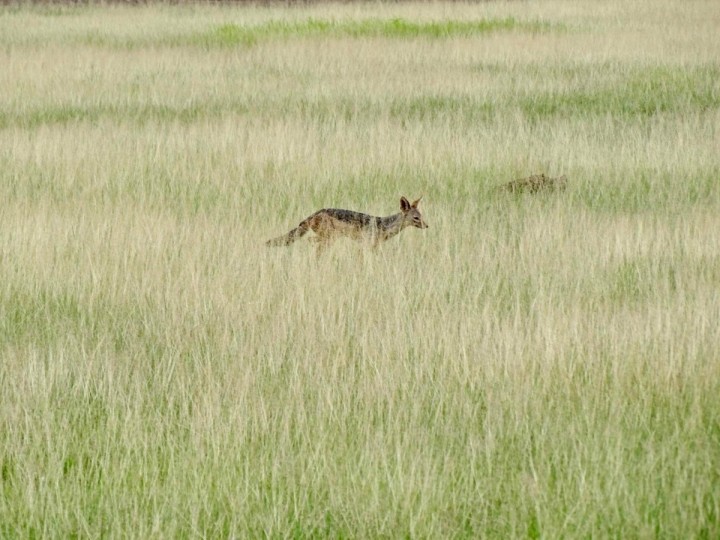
xmin=1 ymin=1 xmax=719 ymax=537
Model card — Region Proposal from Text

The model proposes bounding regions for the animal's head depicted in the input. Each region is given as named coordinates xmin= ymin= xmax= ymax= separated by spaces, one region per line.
xmin=400 ymin=196 xmax=428 ymax=229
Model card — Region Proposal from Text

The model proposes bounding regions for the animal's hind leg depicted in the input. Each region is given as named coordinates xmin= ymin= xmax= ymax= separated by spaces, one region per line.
xmin=313 ymin=237 xmax=332 ymax=258
xmin=306 ymin=213 xmax=334 ymax=257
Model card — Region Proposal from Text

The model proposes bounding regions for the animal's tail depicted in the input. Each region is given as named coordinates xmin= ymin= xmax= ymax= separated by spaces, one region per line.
xmin=266 ymin=219 xmax=311 ymax=247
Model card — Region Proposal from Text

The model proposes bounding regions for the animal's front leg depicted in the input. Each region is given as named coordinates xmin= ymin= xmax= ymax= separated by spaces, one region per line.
xmin=314 ymin=237 xmax=331 ymax=257
xmin=372 ymin=233 xmax=385 ymax=249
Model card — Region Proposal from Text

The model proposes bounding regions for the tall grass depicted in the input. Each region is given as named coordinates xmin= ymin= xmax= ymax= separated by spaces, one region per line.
xmin=1 ymin=1 xmax=720 ymax=537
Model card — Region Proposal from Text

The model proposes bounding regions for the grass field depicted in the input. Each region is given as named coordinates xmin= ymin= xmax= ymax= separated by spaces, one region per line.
xmin=1 ymin=1 xmax=720 ymax=537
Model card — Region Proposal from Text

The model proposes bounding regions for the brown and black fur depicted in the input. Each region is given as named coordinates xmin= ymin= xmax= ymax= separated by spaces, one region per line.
xmin=266 ymin=196 xmax=427 ymax=251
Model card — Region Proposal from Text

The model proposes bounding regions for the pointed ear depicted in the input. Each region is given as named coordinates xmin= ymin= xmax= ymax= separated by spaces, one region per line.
xmin=400 ymin=196 xmax=411 ymax=212
xmin=411 ymin=196 xmax=423 ymax=208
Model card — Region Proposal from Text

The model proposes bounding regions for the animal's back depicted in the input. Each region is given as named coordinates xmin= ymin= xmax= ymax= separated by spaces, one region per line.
xmin=320 ymin=209 xmax=377 ymax=227
xmin=311 ymin=209 xmax=381 ymax=240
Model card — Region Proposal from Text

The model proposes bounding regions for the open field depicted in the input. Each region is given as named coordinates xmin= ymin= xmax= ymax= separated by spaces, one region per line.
xmin=1 ymin=1 xmax=720 ymax=537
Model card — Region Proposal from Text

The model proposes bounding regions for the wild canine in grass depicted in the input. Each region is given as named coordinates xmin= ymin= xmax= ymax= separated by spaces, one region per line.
xmin=266 ymin=196 xmax=428 ymax=252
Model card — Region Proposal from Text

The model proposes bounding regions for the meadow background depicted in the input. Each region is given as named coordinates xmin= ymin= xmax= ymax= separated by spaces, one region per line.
xmin=1 ymin=1 xmax=719 ymax=537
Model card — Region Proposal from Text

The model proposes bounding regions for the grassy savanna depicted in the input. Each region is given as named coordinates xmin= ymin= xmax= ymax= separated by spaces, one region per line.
xmin=1 ymin=0 xmax=720 ymax=537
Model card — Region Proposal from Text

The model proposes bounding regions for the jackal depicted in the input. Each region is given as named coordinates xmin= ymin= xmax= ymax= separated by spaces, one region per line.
xmin=266 ymin=196 xmax=428 ymax=251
